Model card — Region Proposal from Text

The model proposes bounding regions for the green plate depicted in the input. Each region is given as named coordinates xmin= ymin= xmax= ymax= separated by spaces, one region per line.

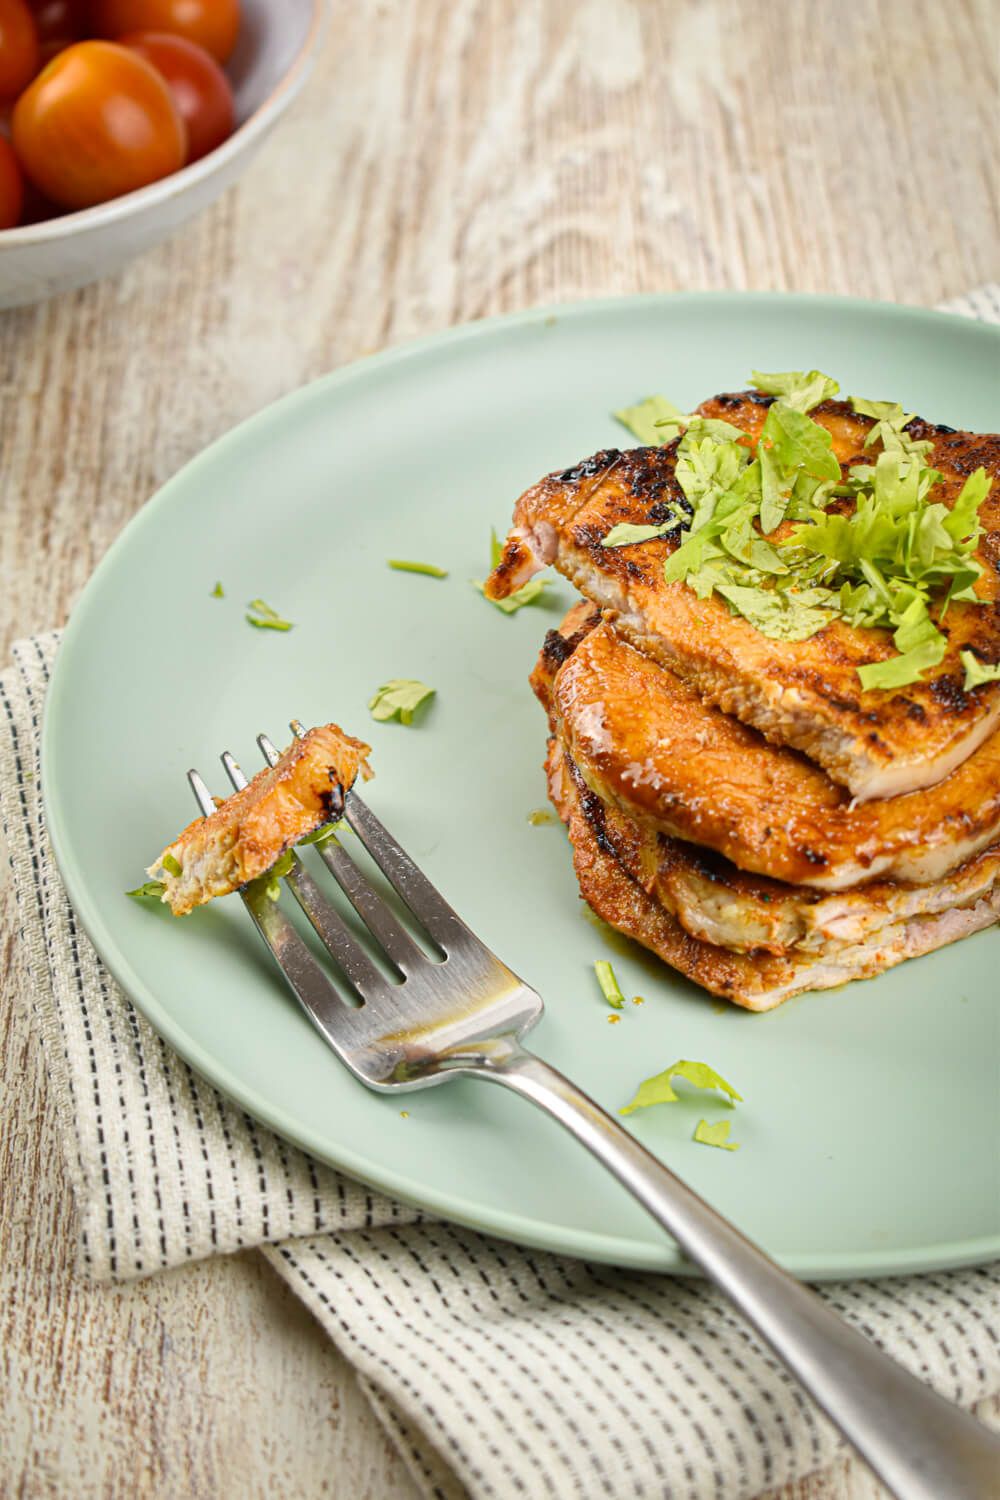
xmin=42 ymin=293 xmax=1000 ymax=1280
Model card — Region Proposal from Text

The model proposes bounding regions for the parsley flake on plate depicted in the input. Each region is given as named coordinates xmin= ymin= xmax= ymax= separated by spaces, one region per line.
xmin=594 ymin=959 xmax=626 ymax=1009
xmin=473 ymin=529 xmax=549 ymax=613
xmin=619 ymin=1059 xmax=742 ymax=1115
xmin=246 ymin=598 xmax=294 ymax=632
xmin=211 ymin=581 xmax=225 ymax=598
xmin=388 ymin=559 xmax=449 ymax=578
xmin=693 ymin=1119 xmax=740 ymax=1151
xmin=368 ymin=679 xmax=436 ymax=725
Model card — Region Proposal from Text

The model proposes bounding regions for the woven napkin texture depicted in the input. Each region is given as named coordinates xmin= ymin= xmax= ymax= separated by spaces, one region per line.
xmin=3 ymin=288 xmax=999 ymax=1500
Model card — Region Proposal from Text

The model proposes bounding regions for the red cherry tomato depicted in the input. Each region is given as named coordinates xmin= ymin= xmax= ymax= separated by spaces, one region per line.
xmin=0 ymin=0 xmax=39 ymax=98
xmin=89 ymin=0 xmax=240 ymax=63
xmin=12 ymin=39 xmax=186 ymax=209
xmin=28 ymin=0 xmax=85 ymax=63
xmin=0 ymin=133 xmax=23 ymax=225
xmin=120 ymin=30 xmax=232 ymax=162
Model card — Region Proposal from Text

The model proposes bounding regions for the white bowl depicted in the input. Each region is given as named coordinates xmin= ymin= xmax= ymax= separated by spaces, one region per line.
xmin=0 ymin=0 xmax=326 ymax=309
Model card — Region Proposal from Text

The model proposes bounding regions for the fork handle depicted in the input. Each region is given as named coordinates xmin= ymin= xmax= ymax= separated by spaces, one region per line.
xmin=472 ymin=1046 xmax=1000 ymax=1500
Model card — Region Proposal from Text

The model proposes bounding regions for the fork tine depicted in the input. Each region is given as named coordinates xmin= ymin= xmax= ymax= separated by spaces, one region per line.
xmin=188 ymin=767 xmax=216 ymax=817
xmin=221 ymin=745 xmax=391 ymax=1001
xmin=257 ymin=731 xmax=425 ymax=973
xmin=343 ymin=795 xmax=474 ymax=953
xmin=289 ymin=721 xmax=474 ymax=954
xmin=257 ymin=732 xmax=282 ymax=764
xmin=313 ymin=838 xmax=427 ymax=971
xmin=242 ymin=882 xmax=359 ymax=1045
xmin=281 ymin=859 xmax=390 ymax=1001
xmin=186 ymin=767 xmax=356 ymax=1040
xmin=221 ymin=750 xmax=248 ymax=791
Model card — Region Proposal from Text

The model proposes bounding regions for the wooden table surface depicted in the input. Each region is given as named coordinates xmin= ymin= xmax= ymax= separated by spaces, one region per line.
xmin=2 ymin=2 xmax=997 ymax=1495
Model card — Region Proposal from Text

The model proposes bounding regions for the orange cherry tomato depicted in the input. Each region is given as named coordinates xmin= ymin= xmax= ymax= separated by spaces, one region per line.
xmin=120 ymin=30 xmax=232 ymax=162
xmin=0 ymin=133 xmax=23 ymax=225
xmin=0 ymin=0 xmax=39 ymax=98
xmin=89 ymin=0 xmax=240 ymax=63
xmin=28 ymin=0 xmax=85 ymax=64
xmin=12 ymin=40 xmax=186 ymax=209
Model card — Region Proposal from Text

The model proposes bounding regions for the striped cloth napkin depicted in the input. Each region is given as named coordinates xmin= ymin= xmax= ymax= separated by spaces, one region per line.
xmin=3 ymin=288 xmax=998 ymax=1500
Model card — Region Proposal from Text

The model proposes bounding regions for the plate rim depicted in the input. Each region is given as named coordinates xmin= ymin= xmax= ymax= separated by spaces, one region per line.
xmin=41 ymin=290 xmax=1000 ymax=1280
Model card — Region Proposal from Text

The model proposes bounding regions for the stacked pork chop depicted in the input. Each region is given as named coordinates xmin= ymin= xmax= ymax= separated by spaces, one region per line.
xmin=485 ymin=393 xmax=1000 ymax=1010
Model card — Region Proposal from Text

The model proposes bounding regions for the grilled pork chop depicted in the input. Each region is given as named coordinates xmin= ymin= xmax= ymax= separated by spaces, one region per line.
xmin=532 ymin=609 xmax=1000 ymax=956
xmin=149 ymin=724 xmax=372 ymax=916
xmin=628 ymin=833 xmax=1000 ymax=957
xmin=538 ymin=605 xmax=1000 ymax=891
xmin=548 ymin=739 xmax=1000 ymax=1011
xmin=487 ymin=397 xmax=1000 ymax=800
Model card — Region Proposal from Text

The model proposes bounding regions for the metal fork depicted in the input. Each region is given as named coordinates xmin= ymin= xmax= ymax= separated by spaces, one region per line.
xmin=188 ymin=724 xmax=999 ymax=1500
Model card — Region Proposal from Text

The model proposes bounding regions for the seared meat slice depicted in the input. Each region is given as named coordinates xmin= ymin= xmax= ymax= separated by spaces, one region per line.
xmin=535 ymin=608 xmax=1000 ymax=891
xmin=636 ymin=835 xmax=1000 ymax=956
xmin=531 ymin=613 xmax=1000 ymax=955
xmin=149 ymin=723 xmax=372 ymax=916
xmin=548 ymin=741 xmax=999 ymax=1011
xmin=489 ymin=396 xmax=1000 ymax=800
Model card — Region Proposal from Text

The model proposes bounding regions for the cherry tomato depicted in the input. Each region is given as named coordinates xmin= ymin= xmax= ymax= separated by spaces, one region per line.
xmin=28 ymin=0 xmax=86 ymax=63
xmin=89 ymin=0 xmax=240 ymax=63
xmin=0 ymin=133 xmax=23 ymax=225
xmin=12 ymin=40 xmax=186 ymax=209
xmin=120 ymin=30 xmax=231 ymax=162
xmin=0 ymin=0 xmax=39 ymax=98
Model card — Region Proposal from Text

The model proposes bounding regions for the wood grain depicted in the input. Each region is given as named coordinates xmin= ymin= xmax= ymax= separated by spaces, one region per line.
xmin=1 ymin=0 xmax=997 ymax=1494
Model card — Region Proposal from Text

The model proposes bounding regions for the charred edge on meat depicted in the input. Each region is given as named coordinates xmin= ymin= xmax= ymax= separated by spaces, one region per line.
xmin=929 ymin=674 xmax=971 ymax=715
xmin=559 ymin=449 xmax=622 ymax=483
xmin=322 ymin=778 xmax=346 ymax=820
xmin=715 ymin=391 xmax=776 ymax=410
xmin=564 ymin=753 xmax=620 ymax=861
xmin=541 ymin=629 xmax=577 ymax=668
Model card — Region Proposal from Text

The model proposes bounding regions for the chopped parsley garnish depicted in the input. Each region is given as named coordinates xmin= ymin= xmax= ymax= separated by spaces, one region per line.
xmin=619 ymin=1059 xmax=742 ymax=1115
xmin=750 ymin=368 xmax=840 ymax=413
xmin=480 ymin=576 xmax=548 ymax=613
xmin=258 ymin=850 xmax=295 ymax=901
xmin=850 ymin=397 xmax=934 ymax=460
xmin=614 ymin=395 xmax=687 ymax=446
xmin=368 ymin=679 xmax=436 ymax=725
xmin=126 ymin=880 xmax=166 ymax=900
xmin=161 ymin=852 xmax=182 ymax=878
xmin=246 ymin=598 xmax=294 ymax=632
xmin=474 ymin=529 xmax=549 ymax=613
xmin=594 ymin=959 xmax=625 ymax=1008
xmin=388 ymin=559 xmax=449 ymax=578
xmin=961 ymin=651 xmax=1000 ymax=691
xmin=601 ymin=522 xmax=674 ymax=549
xmin=693 ymin=1118 xmax=740 ymax=1151
xmin=211 ymin=581 xmax=225 ymax=598
xmin=298 ymin=822 xmax=343 ymax=846
xmin=609 ymin=371 xmax=993 ymax=689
